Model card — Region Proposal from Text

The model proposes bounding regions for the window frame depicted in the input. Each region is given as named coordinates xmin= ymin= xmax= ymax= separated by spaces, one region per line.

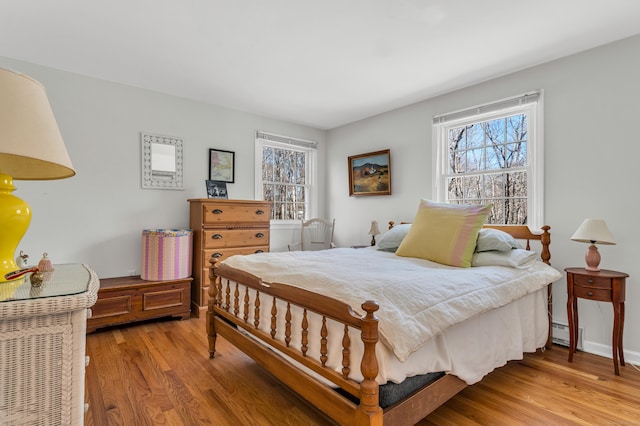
xmin=432 ymin=93 xmax=544 ymax=228
xmin=255 ymin=131 xmax=318 ymax=228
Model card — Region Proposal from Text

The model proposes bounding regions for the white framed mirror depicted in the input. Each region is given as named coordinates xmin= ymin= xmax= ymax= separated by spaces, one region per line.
xmin=141 ymin=132 xmax=184 ymax=190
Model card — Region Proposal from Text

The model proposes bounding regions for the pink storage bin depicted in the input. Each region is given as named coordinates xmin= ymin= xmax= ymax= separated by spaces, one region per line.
xmin=141 ymin=229 xmax=193 ymax=281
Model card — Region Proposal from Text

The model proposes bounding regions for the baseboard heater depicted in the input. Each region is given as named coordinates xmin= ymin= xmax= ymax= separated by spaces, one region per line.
xmin=552 ymin=321 xmax=583 ymax=350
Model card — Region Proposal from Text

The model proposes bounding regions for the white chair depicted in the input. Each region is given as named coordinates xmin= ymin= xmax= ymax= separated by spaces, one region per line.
xmin=288 ymin=218 xmax=335 ymax=251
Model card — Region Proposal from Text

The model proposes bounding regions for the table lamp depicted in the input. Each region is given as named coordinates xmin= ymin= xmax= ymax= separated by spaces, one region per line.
xmin=570 ymin=218 xmax=615 ymax=272
xmin=368 ymin=220 xmax=380 ymax=246
xmin=0 ymin=67 xmax=75 ymax=282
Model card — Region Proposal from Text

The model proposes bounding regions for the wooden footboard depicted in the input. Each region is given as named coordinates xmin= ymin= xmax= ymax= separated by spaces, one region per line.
xmin=208 ymin=260 xmax=385 ymax=425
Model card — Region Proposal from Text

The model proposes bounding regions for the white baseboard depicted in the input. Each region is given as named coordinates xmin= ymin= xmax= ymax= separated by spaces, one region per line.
xmin=551 ymin=321 xmax=640 ymax=368
xmin=582 ymin=340 xmax=640 ymax=366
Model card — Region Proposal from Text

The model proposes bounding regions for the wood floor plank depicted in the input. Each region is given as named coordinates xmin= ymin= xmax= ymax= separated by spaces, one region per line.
xmin=85 ymin=316 xmax=640 ymax=425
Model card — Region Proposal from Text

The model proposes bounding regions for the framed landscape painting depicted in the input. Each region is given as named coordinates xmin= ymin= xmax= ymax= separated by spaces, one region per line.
xmin=348 ymin=149 xmax=391 ymax=196
xmin=209 ymin=148 xmax=235 ymax=183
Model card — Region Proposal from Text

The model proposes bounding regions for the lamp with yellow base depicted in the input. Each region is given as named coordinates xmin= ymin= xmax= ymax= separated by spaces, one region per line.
xmin=0 ymin=67 xmax=75 ymax=282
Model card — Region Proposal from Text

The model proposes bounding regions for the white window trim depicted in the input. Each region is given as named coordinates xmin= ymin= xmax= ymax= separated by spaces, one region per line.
xmin=432 ymin=92 xmax=544 ymax=229
xmin=255 ymin=131 xmax=318 ymax=228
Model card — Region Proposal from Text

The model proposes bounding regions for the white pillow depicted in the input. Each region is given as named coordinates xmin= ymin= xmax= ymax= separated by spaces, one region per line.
xmin=471 ymin=249 xmax=537 ymax=268
xmin=377 ymin=223 xmax=412 ymax=252
xmin=475 ymin=228 xmax=521 ymax=252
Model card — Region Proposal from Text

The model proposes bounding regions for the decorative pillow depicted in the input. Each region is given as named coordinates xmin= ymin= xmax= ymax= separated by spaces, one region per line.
xmin=395 ymin=199 xmax=491 ymax=268
xmin=377 ymin=223 xmax=412 ymax=252
xmin=471 ymin=249 xmax=537 ymax=268
xmin=475 ymin=228 xmax=521 ymax=252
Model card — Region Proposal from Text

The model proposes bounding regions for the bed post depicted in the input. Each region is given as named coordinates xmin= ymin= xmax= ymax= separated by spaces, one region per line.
xmin=539 ymin=225 xmax=553 ymax=349
xmin=539 ymin=225 xmax=551 ymax=266
xmin=355 ymin=300 xmax=383 ymax=426
xmin=207 ymin=257 xmax=219 ymax=359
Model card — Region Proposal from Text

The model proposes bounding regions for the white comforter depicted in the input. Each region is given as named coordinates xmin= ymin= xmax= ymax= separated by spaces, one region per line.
xmin=222 ymin=248 xmax=563 ymax=362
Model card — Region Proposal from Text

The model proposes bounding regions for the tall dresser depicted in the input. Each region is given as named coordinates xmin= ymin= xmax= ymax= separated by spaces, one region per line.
xmin=188 ymin=199 xmax=271 ymax=316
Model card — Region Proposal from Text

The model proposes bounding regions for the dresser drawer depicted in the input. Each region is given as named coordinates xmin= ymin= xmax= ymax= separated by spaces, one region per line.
xmin=204 ymin=246 xmax=269 ymax=263
xmin=202 ymin=203 xmax=270 ymax=225
xmin=203 ymin=228 xmax=270 ymax=248
xmin=572 ymin=274 xmax=612 ymax=289
xmin=573 ymin=285 xmax=612 ymax=302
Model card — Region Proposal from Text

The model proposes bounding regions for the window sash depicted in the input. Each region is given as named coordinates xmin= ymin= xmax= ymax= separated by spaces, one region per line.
xmin=256 ymin=131 xmax=317 ymax=223
xmin=432 ymin=92 xmax=543 ymax=227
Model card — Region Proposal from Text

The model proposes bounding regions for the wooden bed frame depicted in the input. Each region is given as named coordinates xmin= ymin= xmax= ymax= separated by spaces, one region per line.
xmin=207 ymin=224 xmax=553 ymax=426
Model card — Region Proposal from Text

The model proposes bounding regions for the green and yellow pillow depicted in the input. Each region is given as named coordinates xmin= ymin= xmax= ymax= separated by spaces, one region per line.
xmin=395 ymin=199 xmax=491 ymax=267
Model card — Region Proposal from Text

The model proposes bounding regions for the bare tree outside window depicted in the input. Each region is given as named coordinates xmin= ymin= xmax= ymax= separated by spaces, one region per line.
xmin=256 ymin=132 xmax=316 ymax=221
xmin=447 ymin=113 xmax=528 ymax=225
xmin=262 ymin=146 xmax=308 ymax=220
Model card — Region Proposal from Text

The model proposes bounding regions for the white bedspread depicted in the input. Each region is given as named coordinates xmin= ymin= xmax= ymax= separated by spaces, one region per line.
xmin=222 ymin=248 xmax=562 ymax=362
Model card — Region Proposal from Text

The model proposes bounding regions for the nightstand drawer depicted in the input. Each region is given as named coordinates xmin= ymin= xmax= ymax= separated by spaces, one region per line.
xmin=573 ymin=285 xmax=611 ymax=301
xmin=572 ymin=274 xmax=612 ymax=289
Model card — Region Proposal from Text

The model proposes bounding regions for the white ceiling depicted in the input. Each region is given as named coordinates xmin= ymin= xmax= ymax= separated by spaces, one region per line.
xmin=2 ymin=1 xmax=640 ymax=129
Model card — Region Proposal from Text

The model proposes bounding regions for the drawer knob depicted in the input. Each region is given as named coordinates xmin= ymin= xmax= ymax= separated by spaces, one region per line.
xmin=255 ymin=232 xmax=264 ymax=238
xmin=212 ymin=253 xmax=223 ymax=258
xmin=256 ymin=209 xmax=265 ymax=215
xmin=255 ymin=250 xmax=265 ymax=254
xmin=588 ymin=279 xmax=594 ymax=284
xmin=212 ymin=234 xmax=223 ymax=239
xmin=85 ymin=355 xmax=91 ymax=367
xmin=212 ymin=209 xmax=223 ymax=214
xmin=588 ymin=291 xmax=594 ymax=296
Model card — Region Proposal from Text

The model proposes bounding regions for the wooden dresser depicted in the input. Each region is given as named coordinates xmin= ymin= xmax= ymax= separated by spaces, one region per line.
xmin=188 ymin=199 xmax=271 ymax=316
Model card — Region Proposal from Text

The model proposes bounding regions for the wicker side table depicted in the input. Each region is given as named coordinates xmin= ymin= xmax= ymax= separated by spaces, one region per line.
xmin=0 ymin=264 xmax=99 ymax=425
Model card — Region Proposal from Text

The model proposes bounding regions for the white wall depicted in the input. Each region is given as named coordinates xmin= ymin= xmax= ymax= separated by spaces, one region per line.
xmin=0 ymin=57 xmax=326 ymax=278
xmin=327 ymin=34 xmax=640 ymax=359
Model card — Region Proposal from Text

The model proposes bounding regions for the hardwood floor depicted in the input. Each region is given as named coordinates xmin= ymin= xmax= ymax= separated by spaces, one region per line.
xmin=85 ymin=316 xmax=640 ymax=425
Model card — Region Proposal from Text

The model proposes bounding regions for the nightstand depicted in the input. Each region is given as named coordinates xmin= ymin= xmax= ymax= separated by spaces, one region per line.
xmin=0 ymin=264 xmax=99 ymax=423
xmin=565 ymin=267 xmax=629 ymax=375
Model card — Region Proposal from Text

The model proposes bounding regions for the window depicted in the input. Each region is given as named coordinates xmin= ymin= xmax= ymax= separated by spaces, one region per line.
xmin=432 ymin=92 xmax=543 ymax=227
xmin=255 ymin=131 xmax=317 ymax=222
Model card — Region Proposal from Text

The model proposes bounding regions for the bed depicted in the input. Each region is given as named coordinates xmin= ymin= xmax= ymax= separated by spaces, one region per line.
xmin=206 ymin=216 xmax=561 ymax=425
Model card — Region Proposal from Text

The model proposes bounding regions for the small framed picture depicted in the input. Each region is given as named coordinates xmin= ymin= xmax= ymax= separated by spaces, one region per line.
xmin=209 ymin=148 xmax=235 ymax=183
xmin=348 ymin=149 xmax=391 ymax=196
xmin=206 ymin=180 xmax=229 ymax=199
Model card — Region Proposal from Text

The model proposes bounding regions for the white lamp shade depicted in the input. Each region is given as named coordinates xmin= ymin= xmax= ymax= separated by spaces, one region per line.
xmin=571 ymin=219 xmax=615 ymax=245
xmin=0 ymin=67 xmax=75 ymax=180
xmin=368 ymin=220 xmax=380 ymax=236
